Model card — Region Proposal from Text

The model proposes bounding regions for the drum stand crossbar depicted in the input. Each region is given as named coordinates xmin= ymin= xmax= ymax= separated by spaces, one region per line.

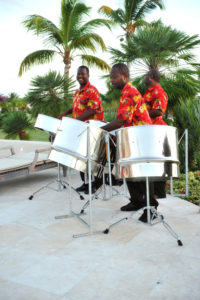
xmin=103 ymin=176 xmax=183 ymax=247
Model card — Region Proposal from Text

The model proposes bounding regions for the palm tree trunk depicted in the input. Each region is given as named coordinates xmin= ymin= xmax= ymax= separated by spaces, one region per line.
xmin=126 ymin=31 xmax=131 ymax=69
xmin=63 ymin=49 xmax=71 ymax=79
xmin=64 ymin=63 xmax=70 ymax=78
xmin=19 ymin=130 xmax=26 ymax=140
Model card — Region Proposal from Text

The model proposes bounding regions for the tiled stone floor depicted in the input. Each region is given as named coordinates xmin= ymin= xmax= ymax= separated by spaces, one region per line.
xmin=0 ymin=167 xmax=200 ymax=299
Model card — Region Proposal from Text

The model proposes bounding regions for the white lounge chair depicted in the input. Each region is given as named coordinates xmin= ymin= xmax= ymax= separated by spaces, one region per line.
xmin=0 ymin=145 xmax=56 ymax=182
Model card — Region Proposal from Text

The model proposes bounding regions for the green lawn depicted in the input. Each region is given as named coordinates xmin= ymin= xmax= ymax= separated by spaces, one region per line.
xmin=0 ymin=128 xmax=49 ymax=142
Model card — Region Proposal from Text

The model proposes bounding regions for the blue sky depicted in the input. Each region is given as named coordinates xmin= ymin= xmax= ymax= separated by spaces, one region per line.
xmin=0 ymin=0 xmax=200 ymax=97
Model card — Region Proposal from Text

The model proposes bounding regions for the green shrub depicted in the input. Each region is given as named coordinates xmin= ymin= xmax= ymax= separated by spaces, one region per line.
xmin=166 ymin=171 xmax=200 ymax=205
xmin=1 ymin=111 xmax=33 ymax=140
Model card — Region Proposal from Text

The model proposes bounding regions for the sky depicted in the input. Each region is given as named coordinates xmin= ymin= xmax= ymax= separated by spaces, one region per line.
xmin=0 ymin=0 xmax=200 ymax=97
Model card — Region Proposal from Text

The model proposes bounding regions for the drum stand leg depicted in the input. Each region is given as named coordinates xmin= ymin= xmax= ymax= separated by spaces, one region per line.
xmin=73 ymin=126 xmax=104 ymax=238
xmin=54 ymin=126 xmax=104 ymax=237
xmin=103 ymin=176 xmax=183 ymax=246
xmin=29 ymin=162 xmax=85 ymax=201
xmin=144 ymin=177 xmax=183 ymax=245
xmin=55 ymin=168 xmax=86 ymax=220
xmin=28 ymin=164 xmax=67 ymax=200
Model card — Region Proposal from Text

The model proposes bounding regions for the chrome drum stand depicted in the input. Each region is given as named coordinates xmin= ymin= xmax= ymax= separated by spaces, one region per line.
xmin=102 ymin=125 xmax=183 ymax=247
xmin=103 ymin=176 xmax=183 ymax=246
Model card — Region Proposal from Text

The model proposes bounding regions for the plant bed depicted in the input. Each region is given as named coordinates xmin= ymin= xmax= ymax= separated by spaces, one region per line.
xmin=166 ymin=171 xmax=200 ymax=205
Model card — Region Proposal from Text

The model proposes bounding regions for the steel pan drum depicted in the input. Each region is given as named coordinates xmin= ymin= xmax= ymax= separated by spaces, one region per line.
xmin=49 ymin=150 xmax=101 ymax=174
xmin=88 ymin=120 xmax=116 ymax=136
xmin=115 ymin=125 xmax=179 ymax=180
xmin=50 ymin=118 xmax=106 ymax=173
xmin=35 ymin=114 xmax=61 ymax=136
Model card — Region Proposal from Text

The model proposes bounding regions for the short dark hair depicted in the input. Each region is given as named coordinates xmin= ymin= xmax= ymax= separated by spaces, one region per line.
xmin=78 ymin=65 xmax=89 ymax=74
xmin=111 ymin=63 xmax=129 ymax=78
xmin=147 ymin=69 xmax=161 ymax=82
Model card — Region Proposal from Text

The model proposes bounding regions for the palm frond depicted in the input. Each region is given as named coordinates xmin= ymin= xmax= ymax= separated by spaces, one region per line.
xmin=71 ymin=33 xmax=106 ymax=52
xmin=2 ymin=111 xmax=33 ymax=138
xmin=19 ymin=50 xmax=56 ymax=76
xmin=60 ymin=0 xmax=90 ymax=43
xmin=81 ymin=18 xmax=114 ymax=31
xmin=98 ymin=6 xmax=125 ymax=25
xmin=98 ymin=5 xmax=113 ymax=18
xmin=111 ymin=20 xmax=200 ymax=71
xmin=134 ymin=19 xmax=148 ymax=28
xmin=26 ymin=70 xmax=76 ymax=117
xmin=80 ymin=55 xmax=110 ymax=71
xmin=23 ymin=15 xmax=62 ymax=45
xmin=134 ymin=0 xmax=164 ymax=20
xmin=109 ymin=46 xmax=130 ymax=64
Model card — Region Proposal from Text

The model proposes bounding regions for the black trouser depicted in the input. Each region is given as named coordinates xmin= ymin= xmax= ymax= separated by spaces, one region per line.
xmin=126 ymin=181 xmax=158 ymax=208
xmin=154 ymin=181 xmax=166 ymax=198
xmin=80 ymin=171 xmax=85 ymax=182
xmin=80 ymin=143 xmax=117 ymax=187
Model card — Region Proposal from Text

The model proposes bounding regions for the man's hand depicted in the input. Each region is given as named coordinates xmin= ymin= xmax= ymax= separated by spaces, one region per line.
xmin=58 ymin=112 xmax=66 ymax=120
xmin=101 ymin=118 xmax=124 ymax=132
xmin=149 ymin=109 xmax=162 ymax=118
xmin=58 ymin=108 xmax=73 ymax=119
xmin=77 ymin=109 xmax=96 ymax=121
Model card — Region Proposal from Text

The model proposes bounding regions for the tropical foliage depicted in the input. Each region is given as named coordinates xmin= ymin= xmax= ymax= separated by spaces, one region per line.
xmin=172 ymin=98 xmax=200 ymax=171
xmin=99 ymin=0 xmax=164 ymax=40
xmin=19 ymin=0 xmax=112 ymax=78
xmin=1 ymin=111 xmax=33 ymax=140
xmin=110 ymin=20 xmax=200 ymax=71
xmin=1 ymin=0 xmax=199 ymax=176
xmin=109 ymin=21 xmax=200 ymax=111
xmin=166 ymin=171 xmax=200 ymax=205
xmin=25 ymin=70 xmax=76 ymax=117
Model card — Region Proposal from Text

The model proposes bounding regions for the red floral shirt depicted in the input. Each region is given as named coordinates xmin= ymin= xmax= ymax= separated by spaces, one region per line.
xmin=117 ymin=82 xmax=152 ymax=127
xmin=72 ymin=81 xmax=104 ymax=121
xmin=143 ymin=83 xmax=168 ymax=125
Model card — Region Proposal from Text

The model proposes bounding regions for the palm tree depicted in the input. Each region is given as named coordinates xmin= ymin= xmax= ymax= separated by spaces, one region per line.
xmin=110 ymin=21 xmax=200 ymax=71
xmin=2 ymin=111 xmax=33 ymax=140
xmin=110 ymin=21 xmax=200 ymax=110
xmin=25 ymin=70 xmax=76 ymax=117
xmin=98 ymin=0 xmax=164 ymax=40
xmin=19 ymin=0 xmax=112 ymax=78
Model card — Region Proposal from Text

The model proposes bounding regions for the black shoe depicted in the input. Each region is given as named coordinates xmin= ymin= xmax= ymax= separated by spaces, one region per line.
xmin=84 ymin=178 xmax=102 ymax=194
xmin=144 ymin=198 xmax=159 ymax=209
xmin=139 ymin=209 xmax=157 ymax=223
xmin=120 ymin=202 xmax=145 ymax=212
xmin=76 ymin=183 xmax=88 ymax=192
xmin=84 ymin=185 xmax=97 ymax=194
xmin=105 ymin=175 xmax=123 ymax=186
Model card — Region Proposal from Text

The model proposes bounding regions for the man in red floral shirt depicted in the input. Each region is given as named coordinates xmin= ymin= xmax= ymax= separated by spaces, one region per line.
xmin=101 ymin=63 xmax=158 ymax=222
xmin=58 ymin=65 xmax=104 ymax=192
xmin=58 ymin=65 xmax=104 ymax=122
xmin=143 ymin=69 xmax=168 ymax=125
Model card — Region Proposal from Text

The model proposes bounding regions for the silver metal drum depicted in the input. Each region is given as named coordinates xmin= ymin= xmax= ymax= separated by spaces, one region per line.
xmin=35 ymin=114 xmax=61 ymax=136
xmin=49 ymin=150 xmax=100 ymax=174
xmin=50 ymin=117 xmax=106 ymax=173
xmin=115 ymin=125 xmax=179 ymax=180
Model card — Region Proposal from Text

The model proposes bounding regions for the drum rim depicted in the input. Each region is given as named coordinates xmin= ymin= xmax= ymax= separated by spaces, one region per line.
xmin=37 ymin=113 xmax=60 ymax=121
xmin=115 ymin=124 xmax=177 ymax=134
xmin=61 ymin=117 xmax=108 ymax=133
